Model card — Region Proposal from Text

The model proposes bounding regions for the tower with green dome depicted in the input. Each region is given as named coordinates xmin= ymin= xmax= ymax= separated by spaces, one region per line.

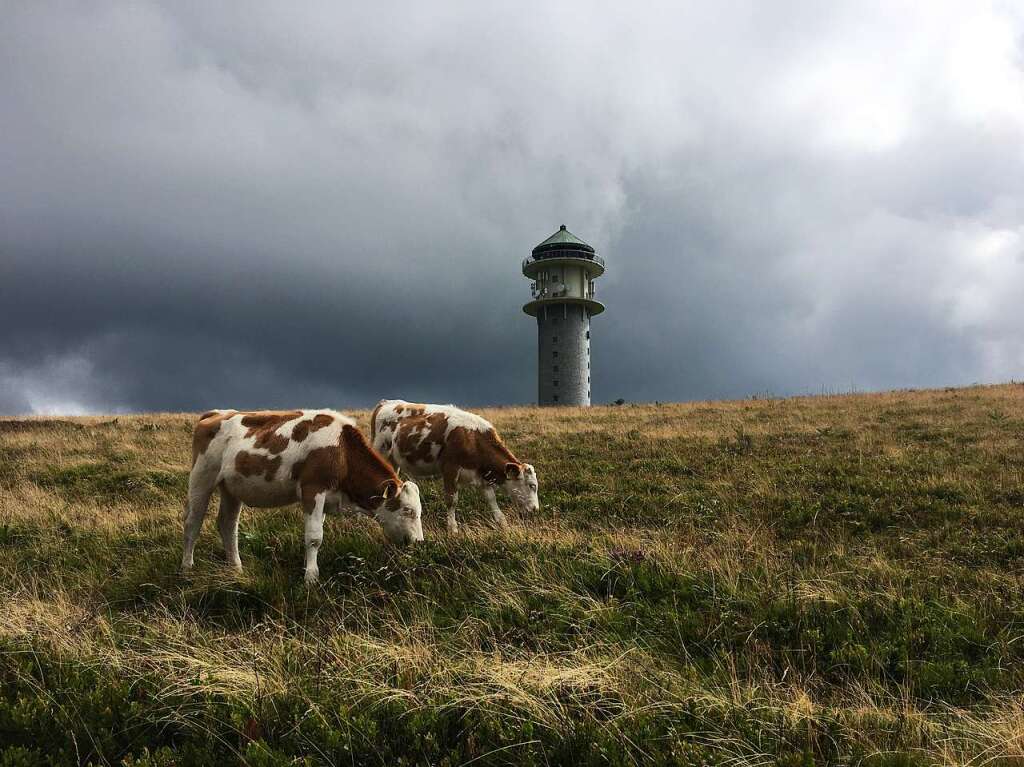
xmin=522 ymin=225 xmax=605 ymax=406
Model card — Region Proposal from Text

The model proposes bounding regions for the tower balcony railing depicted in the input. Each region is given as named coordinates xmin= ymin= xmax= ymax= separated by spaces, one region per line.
xmin=522 ymin=252 xmax=605 ymax=271
xmin=531 ymin=287 xmax=598 ymax=300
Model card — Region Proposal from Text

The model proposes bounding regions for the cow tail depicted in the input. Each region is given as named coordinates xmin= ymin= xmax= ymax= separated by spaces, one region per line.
xmin=370 ymin=400 xmax=385 ymax=442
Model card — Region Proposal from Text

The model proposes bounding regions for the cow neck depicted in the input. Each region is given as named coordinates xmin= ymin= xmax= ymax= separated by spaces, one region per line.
xmin=339 ymin=425 xmax=399 ymax=510
xmin=478 ymin=434 xmax=519 ymax=485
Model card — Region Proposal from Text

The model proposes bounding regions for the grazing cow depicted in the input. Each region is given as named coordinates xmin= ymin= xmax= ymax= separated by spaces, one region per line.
xmin=183 ymin=409 xmax=423 ymax=583
xmin=370 ymin=400 xmax=539 ymax=533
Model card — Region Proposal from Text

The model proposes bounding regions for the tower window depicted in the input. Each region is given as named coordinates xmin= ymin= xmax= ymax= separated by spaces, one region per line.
xmin=553 ymin=351 xmax=558 ymax=358
xmin=553 ymin=365 xmax=558 ymax=372
xmin=553 ymin=395 xmax=559 ymax=402
xmin=554 ymin=380 xmax=559 ymax=387
xmin=553 ymin=336 xmax=558 ymax=342
xmin=586 ymin=330 xmax=590 ymax=339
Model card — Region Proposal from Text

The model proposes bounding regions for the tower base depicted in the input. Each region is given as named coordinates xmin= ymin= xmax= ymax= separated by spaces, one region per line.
xmin=536 ymin=303 xmax=591 ymax=406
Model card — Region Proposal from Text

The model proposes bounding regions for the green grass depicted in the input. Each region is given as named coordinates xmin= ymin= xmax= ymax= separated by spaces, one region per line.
xmin=1 ymin=386 xmax=1024 ymax=765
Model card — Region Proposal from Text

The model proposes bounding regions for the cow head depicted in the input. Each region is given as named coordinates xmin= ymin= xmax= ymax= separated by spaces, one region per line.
xmin=504 ymin=462 xmax=540 ymax=514
xmin=373 ymin=479 xmax=424 ymax=545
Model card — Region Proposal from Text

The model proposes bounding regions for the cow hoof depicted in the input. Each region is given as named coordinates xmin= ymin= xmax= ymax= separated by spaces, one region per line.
xmin=447 ymin=522 xmax=460 ymax=535
xmin=304 ymin=570 xmax=320 ymax=585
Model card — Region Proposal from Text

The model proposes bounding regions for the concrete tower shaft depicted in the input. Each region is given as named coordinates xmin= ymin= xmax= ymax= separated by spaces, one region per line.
xmin=522 ymin=225 xmax=605 ymax=406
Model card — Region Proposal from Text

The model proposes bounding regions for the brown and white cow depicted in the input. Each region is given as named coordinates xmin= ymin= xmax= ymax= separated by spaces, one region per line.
xmin=183 ymin=409 xmax=422 ymax=583
xmin=371 ymin=400 xmax=539 ymax=533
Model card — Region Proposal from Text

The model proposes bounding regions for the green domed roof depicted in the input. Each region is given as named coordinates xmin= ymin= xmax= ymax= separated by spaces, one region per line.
xmin=532 ymin=225 xmax=595 ymax=256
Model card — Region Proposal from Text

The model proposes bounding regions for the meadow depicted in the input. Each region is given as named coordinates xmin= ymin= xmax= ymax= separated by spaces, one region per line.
xmin=1 ymin=384 xmax=1023 ymax=766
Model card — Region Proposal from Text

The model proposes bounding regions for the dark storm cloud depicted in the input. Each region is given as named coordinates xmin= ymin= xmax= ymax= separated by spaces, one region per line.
xmin=2 ymin=2 xmax=1023 ymax=413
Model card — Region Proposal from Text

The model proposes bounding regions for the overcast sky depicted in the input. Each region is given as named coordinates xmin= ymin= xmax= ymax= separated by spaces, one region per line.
xmin=2 ymin=2 xmax=1023 ymax=414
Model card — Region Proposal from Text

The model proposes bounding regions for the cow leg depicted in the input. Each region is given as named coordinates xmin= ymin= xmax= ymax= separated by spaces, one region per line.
xmin=181 ymin=474 xmax=216 ymax=572
xmin=217 ymin=487 xmax=243 ymax=571
xmin=483 ymin=485 xmax=509 ymax=530
xmin=442 ymin=463 xmax=460 ymax=534
xmin=302 ymin=490 xmax=327 ymax=584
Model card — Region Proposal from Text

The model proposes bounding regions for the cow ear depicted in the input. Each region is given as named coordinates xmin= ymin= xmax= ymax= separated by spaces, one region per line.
xmin=382 ymin=479 xmax=400 ymax=500
xmin=505 ymin=462 xmax=522 ymax=480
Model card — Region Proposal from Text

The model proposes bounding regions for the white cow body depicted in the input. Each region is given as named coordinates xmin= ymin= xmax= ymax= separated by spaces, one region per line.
xmin=183 ymin=409 xmax=422 ymax=583
xmin=371 ymin=400 xmax=539 ymax=533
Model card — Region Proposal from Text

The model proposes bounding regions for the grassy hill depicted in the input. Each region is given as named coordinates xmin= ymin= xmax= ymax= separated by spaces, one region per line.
xmin=2 ymin=385 xmax=1023 ymax=766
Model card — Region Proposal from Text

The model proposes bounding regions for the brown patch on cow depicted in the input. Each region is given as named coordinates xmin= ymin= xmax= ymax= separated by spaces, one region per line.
xmin=394 ymin=403 xmax=426 ymax=417
xmin=291 ymin=425 xmax=398 ymax=511
xmin=443 ymin=426 xmax=520 ymax=486
xmin=340 ymin=425 xmax=401 ymax=510
xmin=235 ymin=450 xmax=282 ymax=481
xmin=291 ymin=420 xmax=312 ymax=443
xmin=240 ymin=411 xmax=302 ymax=428
xmin=370 ymin=401 xmax=385 ymax=442
xmin=291 ymin=413 xmax=333 ymax=443
xmin=291 ymin=443 xmax=343 ymax=510
xmin=258 ymin=431 xmax=290 ymax=453
xmin=193 ymin=420 xmax=221 ymax=464
xmin=396 ymin=412 xmax=448 ymax=465
xmin=241 ymin=410 xmax=302 ymax=454
xmin=191 ymin=410 xmax=237 ymax=467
